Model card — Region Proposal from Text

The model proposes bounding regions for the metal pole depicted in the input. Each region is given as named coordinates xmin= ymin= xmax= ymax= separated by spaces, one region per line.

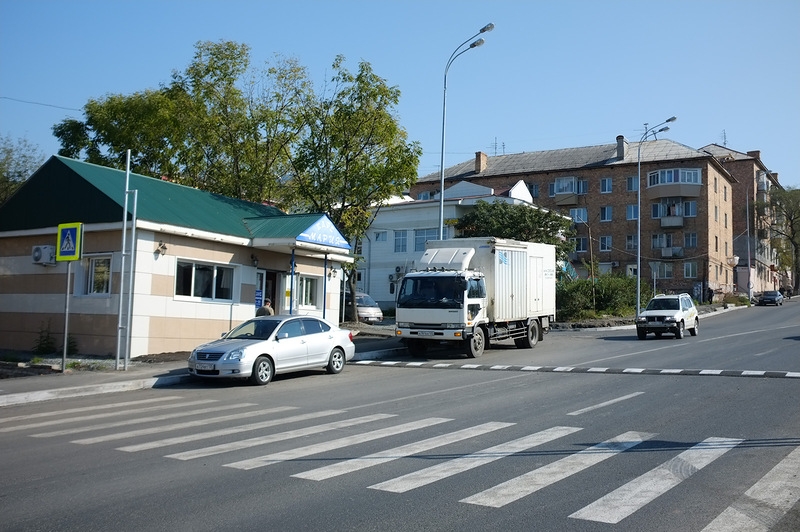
xmin=438 ymin=23 xmax=494 ymax=240
xmin=124 ymin=189 xmax=138 ymax=370
xmin=116 ymin=150 xmax=131 ymax=370
xmin=62 ymin=261 xmax=71 ymax=372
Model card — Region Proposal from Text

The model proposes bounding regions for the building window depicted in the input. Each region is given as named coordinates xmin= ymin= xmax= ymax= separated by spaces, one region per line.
xmin=577 ymin=179 xmax=588 ymax=195
xmin=299 ymin=276 xmax=320 ymax=308
xmin=548 ymin=183 xmax=556 ymax=197
xmin=684 ymin=262 xmax=698 ymax=278
xmin=394 ymin=230 xmax=407 ymax=253
xmin=569 ymin=207 xmax=587 ymax=223
xmin=715 ymin=205 xmax=718 ymax=222
xmin=415 ymin=228 xmax=439 ymax=252
xmin=724 ymin=213 xmax=728 ymax=228
xmin=655 ymin=262 xmax=674 ymax=279
xmin=601 ymin=177 xmax=612 ymax=193
xmin=176 ymin=261 xmax=234 ymax=301
xmin=684 ymin=232 xmax=697 ymax=248
xmin=600 ymin=206 xmax=612 ymax=222
xmin=555 ymin=176 xmax=576 ymax=194
xmin=529 ymin=183 xmax=539 ymax=198
xmin=648 ymin=168 xmax=701 ymax=186
xmin=86 ymin=256 xmax=111 ymax=295
xmin=715 ymin=236 xmax=719 ymax=252
xmin=626 ymin=204 xmax=638 ymax=220
xmin=374 ymin=231 xmax=387 ymax=242
xmin=724 ymin=186 xmax=727 ymax=201
xmin=571 ymin=237 xmax=587 ymax=252
xmin=627 ymin=176 xmax=638 ymax=192
xmin=626 ymin=235 xmax=638 ymax=250
xmin=652 ymin=233 xmax=673 ymax=249
xmin=684 ymin=201 xmax=697 ymax=217
xmin=599 ymin=236 xmax=612 ymax=251
xmin=714 ymin=177 xmax=718 ymax=193
xmin=417 ymin=191 xmax=431 ymax=200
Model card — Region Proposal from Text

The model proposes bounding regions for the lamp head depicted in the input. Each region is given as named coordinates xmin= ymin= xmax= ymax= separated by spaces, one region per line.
xmin=470 ymin=38 xmax=485 ymax=49
xmin=480 ymin=23 xmax=495 ymax=33
xmin=658 ymin=126 xmax=670 ymax=134
xmin=667 ymin=116 xmax=677 ymax=123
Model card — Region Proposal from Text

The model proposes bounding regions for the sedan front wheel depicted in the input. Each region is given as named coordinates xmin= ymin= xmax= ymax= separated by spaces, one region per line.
xmin=250 ymin=356 xmax=274 ymax=385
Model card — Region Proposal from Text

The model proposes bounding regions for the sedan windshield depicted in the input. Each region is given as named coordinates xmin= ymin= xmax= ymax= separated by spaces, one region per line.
xmin=226 ymin=319 xmax=279 ymax=340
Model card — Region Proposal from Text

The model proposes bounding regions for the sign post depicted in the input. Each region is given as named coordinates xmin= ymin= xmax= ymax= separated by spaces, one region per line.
xmin=57 ymin=223 xmax=83 ymax=372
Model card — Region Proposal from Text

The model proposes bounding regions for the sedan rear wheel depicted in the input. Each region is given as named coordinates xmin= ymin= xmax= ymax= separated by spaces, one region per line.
xmin=326 ymin=347 xmax=346 ymax=374
xmin=250 ymin=356 xmax=273 ymax=385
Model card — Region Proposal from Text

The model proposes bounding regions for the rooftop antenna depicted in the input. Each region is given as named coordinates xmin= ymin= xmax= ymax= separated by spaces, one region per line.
xmin=722 ymin=129 xmax=728 ymax=147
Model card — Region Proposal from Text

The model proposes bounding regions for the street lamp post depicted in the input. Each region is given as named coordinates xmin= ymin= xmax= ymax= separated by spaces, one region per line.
xmin=637 ymin=116 xmax=677 ymax=316
xmin=438 ymin=23 xmax=494 ymax=240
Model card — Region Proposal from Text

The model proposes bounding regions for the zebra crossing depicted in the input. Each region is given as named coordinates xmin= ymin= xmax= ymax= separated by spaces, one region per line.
xmin=3 ymin=396 xmax=799 ymax=527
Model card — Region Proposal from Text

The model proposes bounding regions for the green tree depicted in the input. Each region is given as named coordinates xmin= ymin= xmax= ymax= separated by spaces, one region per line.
xmin=455 ymin=200 xmax=576 ymax=260
xmin=760 ymin=187 xmax=800 ymax=290
xmin=0 ymin=135 xmax=46 ymax=204
xmin=286 ymin=56 xmax=421 ymax=296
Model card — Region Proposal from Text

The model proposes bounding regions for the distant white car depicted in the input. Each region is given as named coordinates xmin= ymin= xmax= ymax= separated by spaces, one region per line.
xmin=188 ymin=315 xmax=355 ymax=385
xmin=635 ymin=293 xmax=699 ymax=340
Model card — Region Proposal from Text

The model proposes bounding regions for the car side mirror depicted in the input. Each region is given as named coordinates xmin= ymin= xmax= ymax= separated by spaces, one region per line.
xmin=276 ymin=332 xmax=289 ymax=340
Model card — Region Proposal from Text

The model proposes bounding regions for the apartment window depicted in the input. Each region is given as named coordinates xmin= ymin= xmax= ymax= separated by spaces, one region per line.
xmin=571 ymin=237 xmax=587 ymax=252
xmin=176 ymin=261 xmax=234 ymax=300
xmin=600 ymin=206 xmax=612 ymax=222
xmin=394 ymin=230 xmax=408 ymax=253
xmin=724 ymin=213 xmax=728 ymax=228
xmin=652 ymin=233 xmax=673 ymax=249
xmin=577 ymin=180 xmax=588 ymax=195
xmin=655 ymin=262 xmax=674 ymax=279
xmin=548 ymin=183 xmax=556 ymax=197
xmin=684 ymin=200 xmax=697 ymax=217
xmin=626 ymin=235 xmax=638 ymax=251
xmin=599 ymin=236 xmax=612 ymax=251
xmin=648 ymin=168 xmax=701 ymax=186
xmin=299 ymin=276 xmax=320 ymax=308
xmin=374 ymin=231 xmax=387 ymax=242
xmin=684 ymin=232 xmax=697 ymax=248
xmin=724 ymin=186 xmax=728 ymax=201
xmin=715 ymin=205 xmax=718 ymax=222
xmin=86 ymin=256 xmax=111 ymax=295
xmin=415 ymin=228 xmax=439 ymax=252
xmin=627 ymin=176 xmax=638 ymax=192
xmin=715 ymin=236 xmax=719 ymax=252
xmin=417 ymin=191 xmax=431 ymax=200
xmin=556 ymin=176 xmax=576 ymax=194
xmin=652 ymin=197 xmax=685 ymax=218
xmin=354 ymin=240 xmax=363 ymax=255
xmin=600 ymin=177 xmax=612 ymax=193
xmin=529 ymin=183 xmax=539 ymax=198
xmin=569 ymin=207 xmax=588 ymax=223
xmin=684 ymin=262 xmax=698 ymax=278
xmin=725 ymin=242 xmax=729 ymax=256
xmin=714 ymin=177 xmax=718 ymax=193
xmin=626 ymin=204 xmax=638 ymax=220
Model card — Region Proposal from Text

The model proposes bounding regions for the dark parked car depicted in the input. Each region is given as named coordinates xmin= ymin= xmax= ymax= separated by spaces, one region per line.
xmin=758 ymin=290 xmax=784 ymax=306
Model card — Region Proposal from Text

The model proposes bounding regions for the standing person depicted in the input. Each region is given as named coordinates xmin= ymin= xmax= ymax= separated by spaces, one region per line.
xmin=256 ymin=298 xmax=274 ymax=316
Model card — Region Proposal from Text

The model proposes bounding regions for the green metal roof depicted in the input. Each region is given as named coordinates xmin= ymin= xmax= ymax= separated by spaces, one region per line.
xmin=0 ymin=156 xmax=350 ymax=251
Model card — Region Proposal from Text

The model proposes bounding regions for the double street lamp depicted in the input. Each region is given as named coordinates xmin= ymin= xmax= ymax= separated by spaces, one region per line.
xmin=438 ymin=23 xmax=494 ymax=240
xmin=637 ymin=116 xmax=677 ymax=316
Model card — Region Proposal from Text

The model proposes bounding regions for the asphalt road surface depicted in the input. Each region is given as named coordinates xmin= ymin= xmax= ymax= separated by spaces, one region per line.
xmin=1 ymin=302 xmax=798 ymax=531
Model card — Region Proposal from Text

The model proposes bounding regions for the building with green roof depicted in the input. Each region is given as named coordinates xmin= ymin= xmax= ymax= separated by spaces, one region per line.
xmin=0 ymin=156 xmax=353 ymax=360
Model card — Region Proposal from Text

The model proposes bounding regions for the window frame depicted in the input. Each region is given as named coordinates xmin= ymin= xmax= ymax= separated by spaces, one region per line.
xmin=85 ymin=255 xmax=112 ymax=296
xmin=394 ymin=230 xmax=408 ymax=253
xmin=175 ymin=260 xmax=235 ymax=302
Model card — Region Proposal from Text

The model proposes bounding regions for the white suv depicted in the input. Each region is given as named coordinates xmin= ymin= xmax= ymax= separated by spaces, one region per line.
xmin=636 ymin=293 xmax=698 ymax=340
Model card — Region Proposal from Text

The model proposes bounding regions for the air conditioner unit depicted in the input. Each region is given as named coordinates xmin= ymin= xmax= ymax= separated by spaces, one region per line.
xmin=32 ymin=245 xmax=56 ymax=265
xmin=388 ymin=274 xmax=395 ymax=282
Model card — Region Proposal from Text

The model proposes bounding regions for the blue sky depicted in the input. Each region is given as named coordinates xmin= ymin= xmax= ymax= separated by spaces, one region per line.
xmin=1 ymin=0 xmax=798 ymax=187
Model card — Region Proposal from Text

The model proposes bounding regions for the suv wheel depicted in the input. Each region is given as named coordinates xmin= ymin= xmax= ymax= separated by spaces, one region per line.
xmin=674 ymin=321 xmax=684 ymax=339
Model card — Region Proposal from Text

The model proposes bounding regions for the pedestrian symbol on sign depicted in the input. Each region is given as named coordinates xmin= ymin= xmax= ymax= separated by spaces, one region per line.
xmin=56 ymin=223 xmax=83 ymax=261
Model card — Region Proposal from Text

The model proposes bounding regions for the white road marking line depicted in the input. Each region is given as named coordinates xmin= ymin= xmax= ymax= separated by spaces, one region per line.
xmin=741 ymin=370 xmax=766 ymax=376
xmin=31 ymin=403 xmax=257 ymax=438
xmin=567 ymin=392 xmax=645 ymax=416
xmin=700 ymin=370 xmax=723 ymax=375
xmin=370 ymin=426 xmax=583 ymax=494
xmin=520 ymin=366 xmax=542 ymax=371
xmin=701 ymin=446 xmax=800 ymax=532
xmin=587 ymin=367 xmax=609 ymax=373
xmin=293 ymin=421 xmax=515 ymax=481
xmin=0 ymin=400 xmax=217 ymax=433
xmin=225 ymin=417 xmax=452 ymax=471
xmin=554 ymin=367 xmax=575 ymax=372
xmin=461 ymin=431 xmax=655 ymax=508
xmin=623 ymin=368 xmax=646 ymax=374
xmin=163 ymin=413 xmax=394 ymax=460
xmin=72 ymin=406 xmax=297 ymax=444
xmin=0 ymin=397 xmax=182 ymax=424
xmin=570 ymin=437 xmax=743 ymax=524
xmin=660 ymin=369 xmax=683 ymax=374
xmin=118 ymin=409 xmax=346 ymax=453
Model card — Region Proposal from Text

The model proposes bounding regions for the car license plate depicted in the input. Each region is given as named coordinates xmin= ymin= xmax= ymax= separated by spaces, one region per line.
xmin=417 ymin=331 xmax=434 ymax=336
xmin=195 ymin=363 xmax=214 ymax=370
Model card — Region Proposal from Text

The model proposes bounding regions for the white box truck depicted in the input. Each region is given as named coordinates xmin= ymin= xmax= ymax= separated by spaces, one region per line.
xmin=395 ymin=237 xmax=557 ymax=357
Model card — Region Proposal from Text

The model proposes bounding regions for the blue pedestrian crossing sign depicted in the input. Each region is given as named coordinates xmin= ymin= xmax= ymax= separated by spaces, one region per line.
xmin=57 ymin=222 xmax=83 ymax=261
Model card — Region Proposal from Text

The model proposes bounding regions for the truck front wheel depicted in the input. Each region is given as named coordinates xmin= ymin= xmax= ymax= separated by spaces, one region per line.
xmin=465 ymin=328 xmax=485 ymax=358
xmin=514 ymin=320 xmax=540 ymax=349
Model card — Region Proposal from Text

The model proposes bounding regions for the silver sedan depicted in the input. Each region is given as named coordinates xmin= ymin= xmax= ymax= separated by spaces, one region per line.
xmin=188 ymin=315 xmax=355 ymax=385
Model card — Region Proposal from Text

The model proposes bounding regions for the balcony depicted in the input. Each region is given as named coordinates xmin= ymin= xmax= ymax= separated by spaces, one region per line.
xmin=555 ymin=193 xmax=578 ymax=207
xmin=660 ymin=247 xmax=684 ymax=258
xmin=660 ymin=215 xmax=684 ymax=228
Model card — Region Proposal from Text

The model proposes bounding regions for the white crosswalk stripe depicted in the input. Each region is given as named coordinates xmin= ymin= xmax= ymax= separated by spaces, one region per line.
xmin=0 ymin=399 xmax=217 ymax=432
xmin=72 ymin=406 xmax=297 ymax=445
xmin=293 ymin=421 xmax=515 ymax=481
xmin=370 ymin=426 xmax=583 ymax=494
xmin=120 ymin=409 xmax=347 ymax=452
xmin=31 ymin=403 xmax=258 ymax=438
xmin=461 ymin=430 xmax=655 ymax=508
xmin=701 ymin=446 xmax=800 ymax=532
xmin=0 ymin=397 xmax=182 ymax=425
xmin=570 ymin=436 xmax=743 ymax=523
xmin=225 ymin=417 xmax=453 ymax=471
xmin=165 ymin=413 xmax=396 ymax=460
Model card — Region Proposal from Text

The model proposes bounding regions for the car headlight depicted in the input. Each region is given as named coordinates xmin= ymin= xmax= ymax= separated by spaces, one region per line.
xmin=189 ymin=350 xmax=197 ymax=360
xmin=224 ymin=349 xmax=245 ymax=361
xmin=396 ymin=322 xmax=411 ymax=328
xmin=663 ymin=316 xmax=677 ymax=323
xmin=635 ymin=317 xmax=646 ymax=323
xmin=445 ymin=323 xmax=467 ymax=329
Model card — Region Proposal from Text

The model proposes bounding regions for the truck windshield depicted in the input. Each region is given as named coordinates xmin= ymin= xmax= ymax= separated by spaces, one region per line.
xmin=397 ymin=276 xmax=464 ymax=309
